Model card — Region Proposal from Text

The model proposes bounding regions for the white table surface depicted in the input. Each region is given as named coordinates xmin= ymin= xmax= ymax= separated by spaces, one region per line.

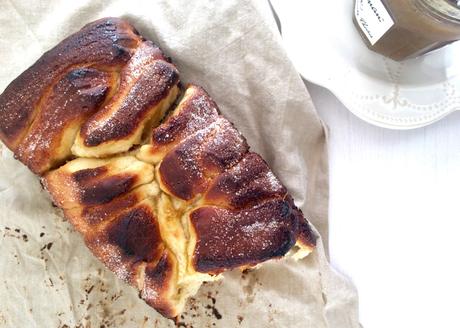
xmin=306 ymin=81 xmax=460 ymax=328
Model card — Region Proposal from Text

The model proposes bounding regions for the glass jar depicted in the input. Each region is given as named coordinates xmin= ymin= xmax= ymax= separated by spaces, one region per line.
xmin=353 ymin=0 xmax=460 ymax=61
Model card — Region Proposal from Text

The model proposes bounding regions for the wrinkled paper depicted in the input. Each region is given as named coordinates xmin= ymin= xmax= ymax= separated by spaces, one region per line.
xmin=0 ymin=1 xmax=359 ymax=327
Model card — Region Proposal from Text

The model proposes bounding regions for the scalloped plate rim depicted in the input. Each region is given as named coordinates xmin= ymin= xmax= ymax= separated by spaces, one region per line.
xmin=272 ymin=0 xmax=460 ymax=130
xmin=304 ymin=72 xmax=459 ymax=130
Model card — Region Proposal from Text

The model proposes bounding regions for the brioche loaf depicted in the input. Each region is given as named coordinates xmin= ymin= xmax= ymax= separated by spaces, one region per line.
xmin=0 ymin=17 xmax=316 ymax=319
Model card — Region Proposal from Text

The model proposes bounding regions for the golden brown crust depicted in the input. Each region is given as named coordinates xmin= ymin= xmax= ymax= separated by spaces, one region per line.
xmin=0 ymin=17 xmax=317 ymax=320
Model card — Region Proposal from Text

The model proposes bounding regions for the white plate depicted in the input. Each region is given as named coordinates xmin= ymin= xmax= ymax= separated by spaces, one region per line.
xmin=271 ymin=0 xmax=460 ymax=129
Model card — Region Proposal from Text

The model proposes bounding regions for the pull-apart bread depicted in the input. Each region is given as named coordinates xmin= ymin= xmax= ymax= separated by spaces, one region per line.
xmin=0 ymin=18 xmax=316 ymax=319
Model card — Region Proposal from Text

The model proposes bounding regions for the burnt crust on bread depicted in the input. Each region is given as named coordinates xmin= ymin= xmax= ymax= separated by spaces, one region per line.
xmin=84 ymin=200 xmax=181 ymax=317
xmin=151 ymin=85 xmax=220 ymax=149
xmin=43 ymin=156 xmax=154 ymax=210
xmin=204 ymin=152 xmax=288 ymax=208
xmin=293 ymin=205 xmax=317 ymax=250
xmin=87 ymin=203 xmax=164 ymax=266
xmin=75 ymin=41 xmax=180 ymax=153
xmin=141 ymin=251 xmax=179 ymax=318
xmin=14 ymin=68 xmax=112 ymax=174
xmin=73 ymin=185 xmax=157 ymax=231
xmin=158 ymin=117 xmax=248 ymax=201
xmin=0 ymin=17 xmax=180 ymax=171
xmin=189 ymin=199 xmax=298 ymax=274
xmin=0 ymin=17 xmax=142 ymax=150
xmin=81 ymin=60 xmax=179 ymax=147
xmin=0 ymin=18 xmax=317 ymax=320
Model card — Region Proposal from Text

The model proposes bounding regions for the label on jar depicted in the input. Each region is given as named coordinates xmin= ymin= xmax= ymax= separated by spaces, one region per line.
xmin=354 ymin=0 xmax=394 ymax=45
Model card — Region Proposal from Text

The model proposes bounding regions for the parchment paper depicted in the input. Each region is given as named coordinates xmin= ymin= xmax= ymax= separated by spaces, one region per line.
xmin=0 ymin=1 xmax=359 ymax=327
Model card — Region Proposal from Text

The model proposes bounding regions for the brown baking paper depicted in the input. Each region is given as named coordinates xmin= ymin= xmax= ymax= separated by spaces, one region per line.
xmin=0 ymin=1 xmax=359 ymax=327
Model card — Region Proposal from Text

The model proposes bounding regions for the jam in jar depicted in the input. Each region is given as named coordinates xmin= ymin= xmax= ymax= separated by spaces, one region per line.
xmin=354 ymin=0 xmax=460 ymax=61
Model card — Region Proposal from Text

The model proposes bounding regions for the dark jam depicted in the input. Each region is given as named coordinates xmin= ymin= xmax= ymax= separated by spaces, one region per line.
xmin=354 ymin=0 xmax=460 ymax=61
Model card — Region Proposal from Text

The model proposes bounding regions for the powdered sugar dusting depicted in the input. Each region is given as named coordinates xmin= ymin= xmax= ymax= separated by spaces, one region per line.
xmin=264 ymin=170 xmax=282 ymax=191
